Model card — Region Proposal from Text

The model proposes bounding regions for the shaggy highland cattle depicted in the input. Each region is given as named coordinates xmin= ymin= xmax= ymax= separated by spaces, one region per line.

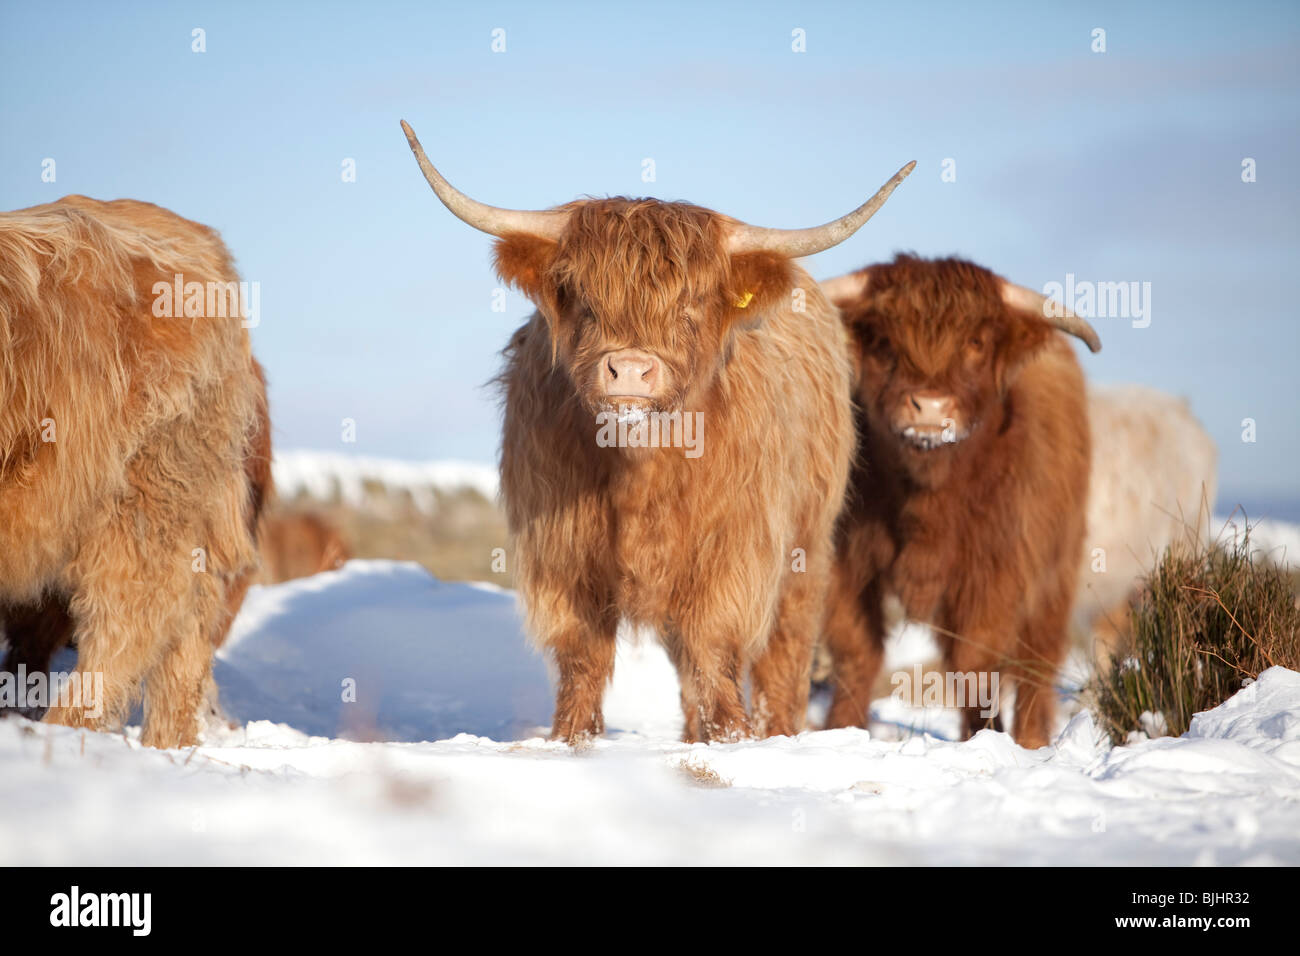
xmin=258 ymin=510 xmax=350 ymax=583
xmin=1 ymin=377 xmax=270 ymax=728
xmin=401 ymin=120 xmax=913 ymax=743
xmin=0 ymin=196 xmax=269 ymax=748
xmin=1076 ymin=385 xmax=1218 ymax=653
xmin=820 ymin=255 xmax=1101 ymax=748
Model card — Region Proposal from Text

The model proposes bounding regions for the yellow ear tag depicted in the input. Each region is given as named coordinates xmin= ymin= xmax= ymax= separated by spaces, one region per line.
xmin=734 ymin=291 xmax=754 ymax=309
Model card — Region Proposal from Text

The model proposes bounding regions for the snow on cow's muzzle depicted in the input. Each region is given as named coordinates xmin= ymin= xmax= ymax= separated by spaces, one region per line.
xmin=893 ymin=391 xmax=969 ymax=450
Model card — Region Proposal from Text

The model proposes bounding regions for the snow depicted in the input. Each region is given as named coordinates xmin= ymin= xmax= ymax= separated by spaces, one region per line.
xmin=215 ymin=562 xmax=548 ymax=742
xmin=3 ymin=560 xmax=1299 ymax=865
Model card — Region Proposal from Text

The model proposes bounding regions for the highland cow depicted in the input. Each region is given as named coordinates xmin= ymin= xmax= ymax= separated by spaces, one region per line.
xmin=1 ymin=360 xmax=270 ymax=727
xmin=0 ymin=196 xmax=269 ymax=748
xmin=1076 ymin=385 xmax=1217 ymax=654
xmin=401 ymin=120 xmax=912 ymax=743
xmin=820 ymin=255 xmax=1100 ymax=748
xmin=258 ymin=510 xmax=350 ymax=583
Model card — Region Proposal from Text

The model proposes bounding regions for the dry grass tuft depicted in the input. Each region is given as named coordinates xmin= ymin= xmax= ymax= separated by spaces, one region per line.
xmin=676 ymin=758 xmax=731 ymax=788
xmin=1087 ymin=518 xmax=1300 ymax=744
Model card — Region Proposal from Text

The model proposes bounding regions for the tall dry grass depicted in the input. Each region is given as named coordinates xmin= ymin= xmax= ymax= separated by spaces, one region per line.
xmin=1087 ymin=518 xmax=1299 ymax=743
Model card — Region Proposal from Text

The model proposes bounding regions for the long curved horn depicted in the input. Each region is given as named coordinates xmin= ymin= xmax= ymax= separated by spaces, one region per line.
xmin=1001 ymin=281 xmax=1102 ymax=353
xmin=728 ymin=161 xmax=915 ymax=257
xmin=401 ymin=120 xmax=569 ymax=239
xmin=818 ymin=271 xmax=871 ymax=306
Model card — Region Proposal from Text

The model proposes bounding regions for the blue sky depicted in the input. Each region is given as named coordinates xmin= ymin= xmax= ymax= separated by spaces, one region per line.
xmin=2 ymin=0 xmax=1297 ymax=515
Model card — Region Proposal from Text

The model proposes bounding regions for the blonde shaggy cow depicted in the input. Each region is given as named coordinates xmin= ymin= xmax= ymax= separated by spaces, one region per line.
xmin=820 ymin=257 xmax=1100 ymax=748
xmin=1076 ymin=385 xmax=1218 ymax=653
xmin=0 ymin=195 xmax=269 ymax=748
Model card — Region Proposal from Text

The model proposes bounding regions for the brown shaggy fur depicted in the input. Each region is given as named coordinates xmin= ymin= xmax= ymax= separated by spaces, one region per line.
xmin=2 ymin=361 xmax=270 ymax=724
xmin=0 ymin=195 xmax=269 ymax=748
xmin=823 ymin=255 xmax=1091 ymax=748
xmin=493 ymin=199 xmax=855 ymax=744
xmin=259 ymin=511 xmax=350 ymax=583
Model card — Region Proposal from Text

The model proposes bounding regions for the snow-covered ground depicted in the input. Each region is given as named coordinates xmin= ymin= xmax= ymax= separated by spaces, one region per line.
xmin=3 ymin=560 xmax=1298 ymax=866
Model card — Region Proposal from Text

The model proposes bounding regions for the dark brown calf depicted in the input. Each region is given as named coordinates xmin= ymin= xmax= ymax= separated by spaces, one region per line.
xmin=821 ymin=255 xmax=1099 ymax=748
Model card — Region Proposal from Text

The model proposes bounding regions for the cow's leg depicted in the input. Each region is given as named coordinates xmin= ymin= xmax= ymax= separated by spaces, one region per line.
xmin=140 ymin=616 xmax=214 ymax=749
xmin=1007 ymin=596 xmax=1071 ymax=750
xmin=668 ymin=587 xmax=752 ymax=743
xmin=44 ymin=516 xmax=203 ymax=744
xmin=824 ymin=569 xmax=886 ymax=729
xmin=658 ymin=630 xmax=707 ymax=742
xmin=677 ymin=687 xmax=702 ymax=744
xmin=0 ymin=595 xmax=76 ymax=720
xmin=528 ymin=579 xmax=618 ymax=745
xmin=1008 ymin=677 xmax=1053 ymax=750
xmin=940 ymin=618 xmax=1008 ymax=741
xmin=548 ymin=621 xmax=618 ymax=745
xmin=672 ymin=635 xmax=749 ymax=744
xmin=750 ymin=550 xmax=831 ymax=738
xmin=656 ymin=629 xmax=715 ymax=743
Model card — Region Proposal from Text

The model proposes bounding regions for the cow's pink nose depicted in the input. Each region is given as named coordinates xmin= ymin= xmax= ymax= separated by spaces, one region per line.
xmin=602 ymin=349 xmax=660 ymax=398
xmin=905 ymin=391 xmax=956 ymax=427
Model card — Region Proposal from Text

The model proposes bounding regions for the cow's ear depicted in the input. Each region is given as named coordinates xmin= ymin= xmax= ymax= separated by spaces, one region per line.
xmin=493 ymin=233 xmax=558 ymax=303
xmin=995 ymin=309 xmax=1055 ymax=392
xmin=726 ymin=252 xmax=795 ymax=328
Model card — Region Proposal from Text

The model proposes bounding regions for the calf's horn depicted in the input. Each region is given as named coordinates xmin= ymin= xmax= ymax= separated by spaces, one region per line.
xmin=1000 ymin=282 xmax=1102 ymax=353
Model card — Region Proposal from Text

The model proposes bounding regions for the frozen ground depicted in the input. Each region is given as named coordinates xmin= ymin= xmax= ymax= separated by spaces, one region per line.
xmin=2 ymin=559 xmax=1298 ymax=865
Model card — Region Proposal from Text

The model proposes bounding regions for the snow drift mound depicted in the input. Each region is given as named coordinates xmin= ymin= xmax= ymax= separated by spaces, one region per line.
xmin=215 ymin=561 xmax=551 ymax=741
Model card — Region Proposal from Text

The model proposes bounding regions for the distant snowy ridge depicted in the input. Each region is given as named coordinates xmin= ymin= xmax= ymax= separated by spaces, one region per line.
xmin=271 ymin=450 xmax=1300 ymax=567
xmin=272 ymin=449 xmax=497 ymax=513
